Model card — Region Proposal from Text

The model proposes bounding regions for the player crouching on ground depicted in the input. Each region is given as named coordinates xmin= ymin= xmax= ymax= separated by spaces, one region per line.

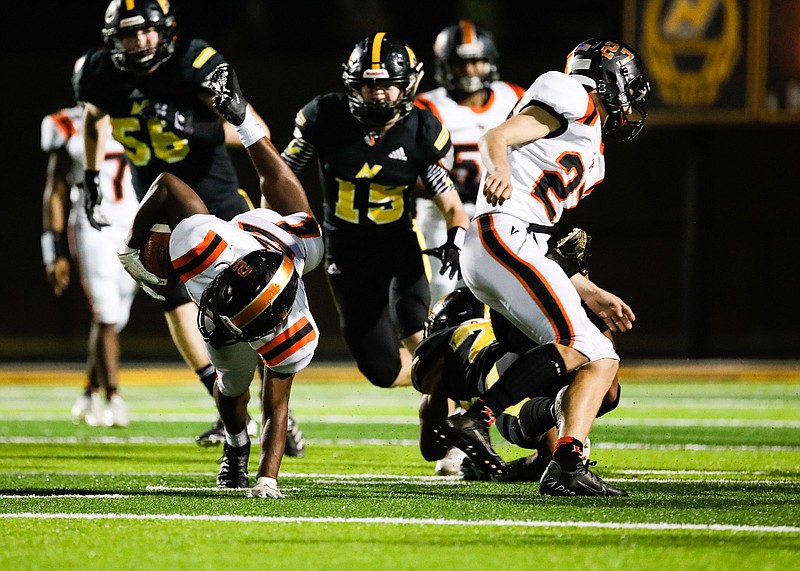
xmin=414 ymin=229 xmax=632 ymax=492
xmin=118 ymin=64 xmax=322 ymax=498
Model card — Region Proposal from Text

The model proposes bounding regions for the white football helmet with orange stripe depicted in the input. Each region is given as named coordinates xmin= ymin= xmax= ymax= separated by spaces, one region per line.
xmin=198 ymin=248 xmax=300 ymax=347
xmin=433 ymin=20 xmax=499 ymax=97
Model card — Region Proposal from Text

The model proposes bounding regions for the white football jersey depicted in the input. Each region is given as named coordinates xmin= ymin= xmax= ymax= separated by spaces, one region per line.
xmin=169 ymin=209 xmax=324 ymax=374
xmin=473 ymin=71 xmax=606 ymax=227
xmin=416 ymin=81 xmax=524 ymax=202
xmin=40 ymin=106 xmax=136 ymax=228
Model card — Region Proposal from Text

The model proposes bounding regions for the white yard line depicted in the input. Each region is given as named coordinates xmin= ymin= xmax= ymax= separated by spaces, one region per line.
xmin=0 ymin=512 xmax=797 ymax=534
xmin=0 ymin=436 xmax=798 ymax=451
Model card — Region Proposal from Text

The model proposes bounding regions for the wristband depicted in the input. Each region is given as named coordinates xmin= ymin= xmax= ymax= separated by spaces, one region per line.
xmin=447 ymin=226 xmax=466 ymax=249
xmin=41 ymin=231 xmax=69 ymax=266
xmin=235 ymin=107 xmax=266 ymax=148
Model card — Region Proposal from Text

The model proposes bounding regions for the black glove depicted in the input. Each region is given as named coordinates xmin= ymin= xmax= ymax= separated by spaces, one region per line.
xmin=201 ymin=64 xmax=247 ymax=126
xmin=82 ymin=169 xmax=109 ymax=231
xmin=422 ymin=226 xmax=466 ymax=280
xmin=140 ymin=102 xmax=195 ymax=138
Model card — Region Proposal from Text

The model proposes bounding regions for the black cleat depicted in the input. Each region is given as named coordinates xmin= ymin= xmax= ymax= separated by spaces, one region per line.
xmin=284 ymin=410 xmax=305 ymax=458
xmin=433 ymin=414 xmax=506 ymax=477
xmin=217 ymin=442 xmax=250 ymax=489
xmin=539 ymin=459 xmax=627 ymax=497
xmin=196 ymin=417 xmax=225 ymax=447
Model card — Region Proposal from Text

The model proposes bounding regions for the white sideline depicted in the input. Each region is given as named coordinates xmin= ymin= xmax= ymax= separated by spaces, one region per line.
xmin=0 ymin=512 xmax=797 ymax=534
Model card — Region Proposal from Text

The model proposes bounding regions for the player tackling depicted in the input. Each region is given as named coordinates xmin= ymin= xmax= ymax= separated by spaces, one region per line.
xmin=436 ymin=38 xmax=650 ymax=496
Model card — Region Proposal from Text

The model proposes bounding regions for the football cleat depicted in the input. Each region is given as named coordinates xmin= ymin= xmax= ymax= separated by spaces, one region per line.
xmin=73 ymin=393 xmax=105 ymax=427
xmin=103 ymin=394 xmax=130 ymax=428
xmin=284 ymin=410 xmax=305 ymax=458
xmin=195 ymin=417 xmax=225 ymax=447
xmin=217 ymin=442 xmax=251 ymax=489
xmin=539 ymin=457 xmax=627 ymax=497
xmin=433 ymin=414 xmax=506 ymax=477
xmin=435 ymin=446 xmax=468 ymax=476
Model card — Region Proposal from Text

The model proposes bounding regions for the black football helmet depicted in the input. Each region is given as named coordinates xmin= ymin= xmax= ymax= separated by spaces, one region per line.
xmin=342 ymin=33 xmax=424 ymax=133
xmin=102 ymin=0 xmax=178 ymax=73
xmin=565 ymin=38 xmax=651 ymax=142
xmin=424 ymin=287 xmax=487 ymax=338
xmin=198 ymin=249 xmax=299 ymax=348
xmin=433 ymin=20 xmax=499 ymax=97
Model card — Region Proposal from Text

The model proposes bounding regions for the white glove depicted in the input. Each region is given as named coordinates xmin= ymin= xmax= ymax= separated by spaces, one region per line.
xmin=117 ymin=245 xmax=167 ymax=301
xmin=248 ymin=477 xmax=284 ymax=499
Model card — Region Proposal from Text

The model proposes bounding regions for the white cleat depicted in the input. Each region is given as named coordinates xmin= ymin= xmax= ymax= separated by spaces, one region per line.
xmin=81 ymin=393 xmax=105 ymax=427
xmin=103 ymin=394 xmax=130 ymax=427
xmin=435 ymin=446 xmax=468 ymax=476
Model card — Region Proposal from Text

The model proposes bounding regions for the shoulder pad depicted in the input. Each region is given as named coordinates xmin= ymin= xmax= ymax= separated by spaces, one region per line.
xmin=526 ymin=71 xmax=591 ymax=121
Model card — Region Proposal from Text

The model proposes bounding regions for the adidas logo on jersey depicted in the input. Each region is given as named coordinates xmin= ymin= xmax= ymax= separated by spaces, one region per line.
xmin=388 ymin=147 xmax=407 ymax=161
xmin=129 ymin=88 xmax=145 ymax=99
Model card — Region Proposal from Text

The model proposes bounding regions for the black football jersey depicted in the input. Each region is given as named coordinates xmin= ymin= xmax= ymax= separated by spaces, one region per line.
xmin=439 ymin=319 xmax=507 ymax=408
xmin=75 ymin=39 xmax=240 ymax=213
xmin=290 ymin=93 xmax=452 ymax=236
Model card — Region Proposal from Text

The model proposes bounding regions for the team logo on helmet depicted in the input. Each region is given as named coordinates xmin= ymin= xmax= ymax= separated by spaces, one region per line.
xmin=198 ymin=248 xmax=299 ymax=348
xmin=342 ymin=33 xmax=424 ymax=134
xmin=102 ymin=0 xmax=178 ymax=73
xmin=566 ymin=38 xmax=651 ymax=141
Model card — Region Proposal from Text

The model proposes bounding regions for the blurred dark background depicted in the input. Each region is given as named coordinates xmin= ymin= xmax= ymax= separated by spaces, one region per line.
xmin=4 ymin=0 xmax=799 ymax=363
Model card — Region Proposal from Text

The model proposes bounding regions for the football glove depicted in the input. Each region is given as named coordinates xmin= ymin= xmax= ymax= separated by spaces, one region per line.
xmin=422 ymin=226 xmax=466 ymax=280
xmin=202 ymin=64 xmax=247 ymax=126
xmin=82 ymin=170 xmax=110 ymax=231
xmin=248 ymin=476 xmax=285 ymax=499
xmin=549 ymin=227 xmax=591 ymax=277
xmin=139 ymin=102 xmax=224 ymax=145
xmin=117 ymin=245 xmax=167 ymax=301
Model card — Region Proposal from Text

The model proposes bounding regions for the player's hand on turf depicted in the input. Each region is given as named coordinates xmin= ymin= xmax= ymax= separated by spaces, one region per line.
xmin=202 ymin=64 xmax=247 ymax=126
xmin=82 ymin=170 xmax=110 ymax=231
xmin=482 ymin=166 xmax=513 ymax=206
xmin=117 ymin=245 xmax=167 ymax=301
xmin=140 ymin=102 xmax=195 ymax=139
xmin=422 ymin=227 xmax=466 ymax=280
xmin=248 ymin=477 xmax=285 ymax=499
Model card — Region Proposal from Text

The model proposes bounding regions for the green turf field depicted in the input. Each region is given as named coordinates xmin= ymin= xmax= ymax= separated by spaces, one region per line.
xmin=0 ymin=368 xmax=798 ymax=570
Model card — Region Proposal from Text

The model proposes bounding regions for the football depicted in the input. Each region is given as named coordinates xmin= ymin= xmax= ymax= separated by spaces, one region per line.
xmin=139 ymin=223 xmax=179 ymax=295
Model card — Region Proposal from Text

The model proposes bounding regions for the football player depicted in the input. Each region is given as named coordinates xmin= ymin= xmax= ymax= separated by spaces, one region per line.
xmin=119 ymin=64 xmax=321 ymax=498
xmin=73 ymin=0 xmax=299 ymax=451
xmin=281 ymin=33 xmax=469 ymax=389
xmin=444 ymin=39 xmax=649 ymax=496
xmin=415 ymin=21 xmax=526 ymax=305
xmin=413 ymin=230 xmax=628 ymax=483
xmin=41 ymin=57 xmax=138 ymax=428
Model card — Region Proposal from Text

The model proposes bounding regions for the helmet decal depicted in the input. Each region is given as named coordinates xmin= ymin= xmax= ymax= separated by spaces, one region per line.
xmin=229 ymin=255 xmax=295 ymax=330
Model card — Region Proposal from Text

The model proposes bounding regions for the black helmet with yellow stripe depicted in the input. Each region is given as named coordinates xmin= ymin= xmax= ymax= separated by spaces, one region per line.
xmin=342 ymin=33 xmax=424 ymax=133
xmin=102 ymin=0 xmax=178 ymax=73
